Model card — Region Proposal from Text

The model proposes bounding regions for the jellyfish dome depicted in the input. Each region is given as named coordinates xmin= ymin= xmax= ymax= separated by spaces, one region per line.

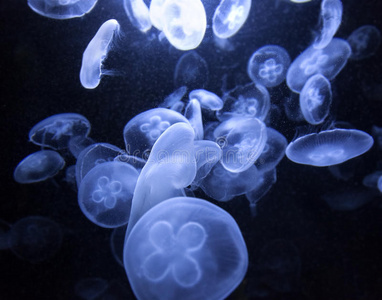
xmin=124 ymin=197 xmax=248 ymax=300
xmin=285 ymin=129 xmax=374 ymax=167
xmin=347 ymin=25 xmax=381 ymax=60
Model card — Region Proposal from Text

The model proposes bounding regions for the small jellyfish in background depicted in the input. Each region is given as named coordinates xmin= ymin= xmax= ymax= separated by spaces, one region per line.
xmin=189 ymin=89 xmax=223 ymax=111
xmin=299 ymin=74 xmax=332 ymax=125
xmin=27 ymin=0 xmax=98 ymax=19
xmin=213 ymin=0 xmax=251 ymax=39
xmin=75 ymin=277 xmax=109 ymax=300
xmin=286 ymin=128 xmax=374 ymax=167
xmin=184 ymin=99 xmax=204 ymax=140
xmin=362 ymin=171 xmax=382 ymax=190
xmin=78 ymin=161 xmax=139 ymax=228
xmin=161 ymin=0 xmax=206 ymax=50
xmin=80 ymin=19 xmax=120 ymax=89
xmin=313 ymin=0 xmax=343 ymax=50
xmin=174 ymin=51 xmax=209 ymax=90
xmin=286 ymin=38 xmax=351 ymax=92
xmin=247 ymin=45 xmax=291 ymax=88
xmin=29 ymin=113 xmax=91 ymax=150
xmin=347 ymin=25 xmax=381 ymax=60
xmin=283 ymin=93 xmax=305 ymax=122
xmin=123 ymin=0 xmax=151 ymax=32
xmin=124 ymin=197 xmax=248 ymax=300
xmin=8 ymin=216 xmax=63 ymax=263
xmin=14 ymin=150 xmax=65 ymax=184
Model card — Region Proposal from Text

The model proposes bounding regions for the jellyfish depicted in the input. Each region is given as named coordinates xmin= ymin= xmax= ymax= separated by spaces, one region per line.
xmin=285 ymin=128 xmax=374 ymax=167
xmin=159 ymin=86 xmax=187 ymax=109
xmin=8 ymin=216 xmax=63 ymax=263
xmin=149 ymin=0 xmax=167 ymax=30
xmin=189 ymin=89 xmax=223 ymax=111
xmin=78 ymin=161 xmax=139 ymax=228
xmin=378 ymin=176 xmax=382 ymax=193
xmin=27 ymin=0 xmax=98 ymax=19
xmin=299 ymin=74 xmax=332 ymax=125
xmin=362 ymin=171 xmax=382 ymax=190
xmin=313 ymin=0 xmax=343 ymax=50
xmin=124 ymin=197 xmax=248 ymax=300
xmin=68 ymin=136 xmax=95 ymax=158
xmin=75 ymin=278 xmax=109 ymax=300
xmin=161 ymin=0 xmax=206 ymax=50
xmin=184 ymin=99 xmax=204 ymax=140
xmin=14 ymin=150 xmax=65 ymax=184
xmin=286 ymin=38 xmax=351 ymax=92
xmin=29 ymin=113 xmax=91 ymax=150
xmin=170 ymin=101 xmax=185 ymax=113
xmin=247 ymin=45 xmax=291 ymax=88
xmin=283 ymin=93 xmax=305 ymax=122
xmin=347 ymin=25 xmax=381 ymax=60
xmin=80 ymin=19 xmax=120 ymax=89
xmin=212 ymin=0 xmax=251 ymax=39
xmin=123 ymin=0 xmax=151 ymax=32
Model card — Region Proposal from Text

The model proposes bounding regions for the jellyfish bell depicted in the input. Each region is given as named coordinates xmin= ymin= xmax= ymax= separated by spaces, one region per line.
xmin=184 ymin=99 xmax=204 ymax=140
xmin=123 ymin=0 xmax=151 ymax=33
xmin=189 ymin=89 xmax=223 ymax=111
xmin=347 ymin=25 xmax=381 ymax=60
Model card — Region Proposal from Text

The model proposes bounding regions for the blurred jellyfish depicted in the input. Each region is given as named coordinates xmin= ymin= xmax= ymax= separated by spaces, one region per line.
xmin=64 ymin=165 xmax=77 ymax=191
xmin=14 ymin=150 xmax=65 ymax=184
xmin=68 ymin=136 xmax=95 ymax=158
xmin=322 ymin=187 xmax=375 ymax=211
xmin=213 ymin=0 xmax=251 ymax=39
xmin=372 ymin=125 xmax=382 ymax=149
xmin=286 ymin=128 xmax=374 ymax=167
xmin=378 ymin=176 xmax=382 ymax=193
xmin=159 ymin=86 xmax=187 ymax=108
xmin=299 ymin=74 xmax=332 ymax=125
xmin=80 ymin=19 xmax=120 ymax=89
xmin=328 ymin=157 xmax=360 ymax=181
xmin=9 ymin=216 xmax=63 ymax=263
xmin=110 ymin=226 xmax=126 ymax=267
xmin=29 ymin=113 xmax=91 ymax=150
xmin=124 ymin=197 xmax=248 ymax=300
xmin=362 ymin=171 xmax=382 ymax=189
xmin=75 ymin=277 xmax=109 ymax=300
xmin=283 ymin=93 xmax=305 ymax=122
xmin=286 ymin=38 xmax=351 ymax=92
xmin=78 ymin=161 xmax=139 ymax=228
xmin=313 ymin=0 xmax=343 ymax=50
xmin=185 ymin=99 xmax=204 ymax=140
xmin=247 ymin=45 xmax=291 ymax=88
xmin=189 ymin=89 xmax=223 ymax=111
xmin=27 ymin=0 xmax=97 ymax=19
xmin=123 ymin=0 xmax=151 ymax=32
xmin=347 ymin=25 xmax=381 ymax=60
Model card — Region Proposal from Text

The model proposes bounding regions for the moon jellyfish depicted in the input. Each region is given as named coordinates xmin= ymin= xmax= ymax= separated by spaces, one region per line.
xmin=75 ymin=278 xmax=109 ymax=300
xmin=159 ymin=86 xmax=187 ymax=109
xmin=362 ymin=171 xmax=382 ymax=190
xmin=78 ymin=161 xmax=139 ymax=228
xmin=347 ymin=25 xmax=381 ymax=60
xmin=80 ymin=19 xmax=120 ymax=89
xmin=161 ymin=0 xmax=206 ymax=50
xmin=29 ymin=113 xmax=90 ymax=150
xmin=14 ymin=150 xmax=65 ymax=184
xmin=185 ymin=99 xmax=203 ymax=140
xmin=247 ymin=45 xmax=291 ymax=88
xmin=299 ymin=74 xmax=332 ymax=125
xmin=212 ymin=0 xmax=251 ymax=39
xmin=189 ymin=89 xmax=223 ymax=111
xmin=27 ymin=0 xmax=97 ymax=19
xmin=322 ymin=187 xmax=375 ymax=211
xmin=286 ymin=129 xmax=374 ymax=167
xmin=214 ymin=117 xmax=267 ymax=173
xmin=174 ymin=51 xmax=209 ymax=90
xmin=286 ymin=38 xmax=351 ymax=92
xmin=313 ymin=0 xmax=343 ymax=50
xmin=149 ymin=0 xmax=166 ymax=30
xmin=9 ymin=216 xmax=63 ymax=263
xmin=123 ymin=0 xmax=151 ymax=32
xmin=124 ymin=197 xmax=248 ymax=300
xmin=123 ymin=108 xmax=189 ymax=158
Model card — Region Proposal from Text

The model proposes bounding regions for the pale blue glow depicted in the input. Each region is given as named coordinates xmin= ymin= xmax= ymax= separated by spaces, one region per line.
xmin=184 ymin=99 xmax=204 ymax=140
xmin=189 ymin=89 xmax=224 ymax=111
xmin=174 ymin=51 xmax=209 ymax=89
xmin=123 ymin=0 xmax=151 ymax=32
xmin=28 ymin=0 xmax=97 ymax=19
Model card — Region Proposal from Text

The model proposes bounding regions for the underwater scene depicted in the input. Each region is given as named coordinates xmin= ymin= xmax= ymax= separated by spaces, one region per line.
xmin=1 ymin=0 xmax=382 ymax=299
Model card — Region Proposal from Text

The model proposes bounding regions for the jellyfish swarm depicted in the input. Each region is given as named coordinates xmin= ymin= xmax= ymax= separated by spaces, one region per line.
xmin=247 ymin=45 xmax=291 ymax=88
xmin=123 ymin=0 xmax=151 ymax=32
xmin=80 ymin=19 xmax=120 ymax=89
xmin=347 ymin=25 xmax=381 ymax=60
xmin=285 ymin=129 xmax=374 ymax=167
xmin=28 ymin=0 xmax=98 ymax=19
xmin=124 ymin=197 xmax=248 ymax=300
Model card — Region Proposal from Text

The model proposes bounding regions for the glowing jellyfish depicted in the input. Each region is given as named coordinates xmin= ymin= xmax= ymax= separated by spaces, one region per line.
xmin=161 ymin=0 xmax=206 ymax=50
xmin=78 ymin=161 xmax=139 ymax=228
xmin=124 ymin=197 xmax=248 ymax=300
xmin=149 ymin=0 xmax=166 ymax=30
xmin=189 ymin=89 xmax=223 ymax=111
xmin=14 ymin=150 xmax=65 ymax=184
xmin=362 ymin=171 xmax=382 ymax=189
xmin=29 ymin=113 xmax=90 ymax=150
xmin=247 ymin=45 xmax=291 ymax=88
xmin=123 ymin=0 xmax=151 ymax=32
xmin=378 ymin=176 xmax=382 ymax=193
xmin=27 ymin=0 xmax=97 ymax=19
xmin=285 ymin=129 xmax=374 ymax=167
xmin=9 ymin=216 xmax=63 ymax=263
xmin=212 ymin=0 xmax=251 ymax=39
xmin=80 ymin=19 xmax=120 ymax=89
xmin=159 ymin=86 xmax=187 ymax=109
xmin=185 ymin=99 xmax=204 ymax=140
xmin=286 ymin=38 xmax=351 ymax=92
xmin=299 ymin=74 xmax=332 ymax=125
xmin=313 ymin=0 xmax=343 ymax=50
xmin=347 ymin=25 xmax=381 ymax=60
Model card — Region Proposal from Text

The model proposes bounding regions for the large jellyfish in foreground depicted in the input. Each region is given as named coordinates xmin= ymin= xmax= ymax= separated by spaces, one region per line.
xmin=124 ymin=197 xmax=248 ymax=300
xmin=286 ymin=129 xmax=374 ymax=167
xmin=28 ymin=0 xmax=98 ymax=19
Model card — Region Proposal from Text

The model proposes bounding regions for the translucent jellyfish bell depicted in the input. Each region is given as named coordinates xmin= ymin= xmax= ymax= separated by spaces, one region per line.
xmin=189 ymin=89 xmax=223 ymax=111
xmin=184 ymin=99 xmax=204 ymax=140
xmin=347 ymin=25 xmax=381 ymax=60
xmin=78 ymin=161 xmax=139 ymax=228
xmin=27 ymin=0 xmax=98 ymax=19
xmin=161 ymin=0 xmax=206 ymax=50
xmin=123 ymin=0 xmax=151 ymax=32
xmin=14 ymin=150 xmax=65 ymax=184
xmin=149 ymin=0 xmax=167 ymax=30
xmin=247 ymin=45 xmax=291 ymax=88
xmin=286 ymin=129 xmax=374 ymax=167
xmin=159 ymin=86 xmax=187 ymax=109
xmin=212 ymin=0 xmax=251 ymax=39
xmin=124 ymin=197 xmax=248 ymax=300
xmin=80 ymin=19 xmax=120 ymax=89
